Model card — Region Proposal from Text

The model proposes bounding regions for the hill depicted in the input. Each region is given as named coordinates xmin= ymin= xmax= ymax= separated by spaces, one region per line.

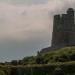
xmin=20 ymin=46 xmax=75 ymax=65
xmin=40 ymin=46 xmax=75 ymax=63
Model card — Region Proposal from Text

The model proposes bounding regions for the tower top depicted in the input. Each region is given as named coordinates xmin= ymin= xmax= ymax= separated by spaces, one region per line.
xmin=67 ymin=8 xmax=74 ymax=14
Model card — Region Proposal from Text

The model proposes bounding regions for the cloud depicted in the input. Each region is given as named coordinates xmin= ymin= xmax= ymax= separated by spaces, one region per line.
xmin=0 ymin=0 xmax=67 ymax=40
xmin=0 ymin=0 xmax=48 ymax=5
xmin=0 ymin=1 xmax=51 ymax=42
xmin=0 ymin=0 xmax=51 ymax=61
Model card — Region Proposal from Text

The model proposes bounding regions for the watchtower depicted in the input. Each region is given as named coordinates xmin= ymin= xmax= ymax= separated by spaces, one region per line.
xmin=52 ymin=8 xmax=75 ymax=48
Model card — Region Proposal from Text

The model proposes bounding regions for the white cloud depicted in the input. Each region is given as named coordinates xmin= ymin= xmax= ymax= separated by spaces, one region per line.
xmin=0 ymin=2 xmax=51 ymax=41
xmin=0 ymin=0 xmax=48 ymax=5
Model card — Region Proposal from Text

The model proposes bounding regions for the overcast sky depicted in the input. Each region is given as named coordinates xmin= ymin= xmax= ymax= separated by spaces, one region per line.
xmin=0 ymin=0 xmax=74 ymax=62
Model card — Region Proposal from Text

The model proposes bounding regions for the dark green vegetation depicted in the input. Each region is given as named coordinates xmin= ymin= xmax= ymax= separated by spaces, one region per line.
xmin=21 ymin=46 xmax=75 ymax=64
xmin=0 ymin=46 xmax=75 ymax=75
xmin=0 ymin=62 xmax=75 ymax=75
xmin=41 ymin=46 xmax=75 ymax=63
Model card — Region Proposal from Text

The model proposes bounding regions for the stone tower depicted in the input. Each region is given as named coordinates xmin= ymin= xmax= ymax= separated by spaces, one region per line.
xmin=52 ymin=8 xmax=75 ymax=48
xmin=40 ymin=8 xmax=75 ymax=53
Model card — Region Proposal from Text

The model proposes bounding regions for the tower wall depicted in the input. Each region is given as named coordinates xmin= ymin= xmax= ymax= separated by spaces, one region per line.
xmin=52 ymin=15 xmax=65 ymax=48
xmin=67 ymin=9 xmax=75 ymax=45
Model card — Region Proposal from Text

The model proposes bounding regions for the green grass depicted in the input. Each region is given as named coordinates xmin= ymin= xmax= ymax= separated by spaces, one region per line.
xmin=40 ymin=46 xmax=75 ymax=63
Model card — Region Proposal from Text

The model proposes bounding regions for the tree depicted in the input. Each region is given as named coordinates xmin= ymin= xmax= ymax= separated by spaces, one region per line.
xmin=10 ymin=60 xmax=18 ymax=65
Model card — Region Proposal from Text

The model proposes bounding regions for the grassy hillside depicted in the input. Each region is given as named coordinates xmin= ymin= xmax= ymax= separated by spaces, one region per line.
xmin=40 ymin=46 xmax=75 ymax=63
xmin=20 ymin=46 xmax=75 ymax=65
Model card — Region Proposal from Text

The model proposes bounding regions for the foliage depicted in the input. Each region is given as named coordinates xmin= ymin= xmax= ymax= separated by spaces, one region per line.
xmin=10 ymin=60 xmax=18 ymax=65
xmin=0 ymin=46 xmax=75 ymax=75
xmin=22 ymin=56 xmax=36 ymax=65
xmin=0 ymin=62 xmax=75 ymax=75
xmin=41 ymin=46 xmax=75 ymax=63
xmin=7 ymin=46 xmax=75 ymax=65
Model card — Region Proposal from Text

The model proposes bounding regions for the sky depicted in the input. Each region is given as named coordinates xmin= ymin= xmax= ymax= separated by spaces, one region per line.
xmin=0 ymin=0 xmax=74 ymax=62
